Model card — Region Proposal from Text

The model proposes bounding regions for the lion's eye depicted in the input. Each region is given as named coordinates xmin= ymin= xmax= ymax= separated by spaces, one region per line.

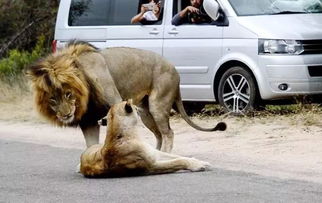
xmin=65 ymin=92 xmax=72 ymax=99
xmin=49 ymin=98 xmax=57 ymax=105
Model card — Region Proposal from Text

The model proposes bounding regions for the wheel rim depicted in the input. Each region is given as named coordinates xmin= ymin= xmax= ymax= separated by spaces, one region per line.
xmin=222 ymin=74 xmax=251 ymax=113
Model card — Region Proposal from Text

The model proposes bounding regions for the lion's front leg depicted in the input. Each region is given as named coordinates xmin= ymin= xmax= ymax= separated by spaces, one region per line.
xmin=80 ymin=124 xmax=100 ymax=148
xmin=144 ymin=145 xmax=211 ymax=174
xmin=149 ymin=158 xmax=211 ymax=174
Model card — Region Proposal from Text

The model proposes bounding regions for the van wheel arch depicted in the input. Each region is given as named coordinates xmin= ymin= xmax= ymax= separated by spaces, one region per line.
xmin=214 ymin=61 xmax=261 ymax=112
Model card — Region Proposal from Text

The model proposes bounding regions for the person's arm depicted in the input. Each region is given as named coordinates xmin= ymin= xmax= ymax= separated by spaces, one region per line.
xmin=171 ymin=6 xmax=200 ymax=25
xmin=179 ymin=6 xmax=199 ymax=17
xmin=154 ymin=1 xmax=162 ymax=19
xmin=131 ymin=6 xmax=147 ymax=24
xmin=171 ymin=13 xmax=185 ymax=25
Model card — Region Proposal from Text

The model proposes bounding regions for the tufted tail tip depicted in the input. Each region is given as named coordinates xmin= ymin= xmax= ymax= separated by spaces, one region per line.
xmin=98 ymin=117 xmax=107 ymax=126
xmin=214 ymin=122 xmax=227 ymax=131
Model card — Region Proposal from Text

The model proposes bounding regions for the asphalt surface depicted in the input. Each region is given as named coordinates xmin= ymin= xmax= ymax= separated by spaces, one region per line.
xmin=1 ymin=139 xmax=322 ymax=203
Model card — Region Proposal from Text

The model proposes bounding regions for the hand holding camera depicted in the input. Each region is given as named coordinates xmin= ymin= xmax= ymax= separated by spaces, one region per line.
xmin=186 ymin=6 xmax=200 ymax=14
xmin=142 ymin=3 xmax=155 ymax=11
xmin=142 ymin=0 xmax=162 ymax=11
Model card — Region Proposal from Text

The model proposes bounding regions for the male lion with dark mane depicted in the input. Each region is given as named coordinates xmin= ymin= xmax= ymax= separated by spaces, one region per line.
xmin=27 ymin=41 xmax=226 ymax=152
xmin=81 ymin=100 xmax=211 ymax=177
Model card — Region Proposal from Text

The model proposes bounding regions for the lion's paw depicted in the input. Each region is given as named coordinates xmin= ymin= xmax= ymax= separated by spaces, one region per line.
xmin=76 ymin=163 xmax=81 ymax=173
xmin=188 ymin=158 xmax=212 ymax=172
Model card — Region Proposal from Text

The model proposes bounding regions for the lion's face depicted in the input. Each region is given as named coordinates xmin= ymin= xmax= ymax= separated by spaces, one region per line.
xmin=47 ymin=88 xmax=77 ymax=124
xmin=33 ymin=82 xmax=88 ymax=126
xmin=27 ymin=52 xmax=90 ymax=126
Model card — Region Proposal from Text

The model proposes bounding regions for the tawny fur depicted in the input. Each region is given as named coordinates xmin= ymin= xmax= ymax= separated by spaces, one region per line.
xmin=26 ymin=41 xmax=226 ymax=152
xmin=80 ymin=101 xmax=211 ymax=177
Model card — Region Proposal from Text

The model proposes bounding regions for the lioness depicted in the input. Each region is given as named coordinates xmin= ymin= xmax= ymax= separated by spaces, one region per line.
xmin=80 ymin=100 xmax=211 ymax=177
xmin=27 ymin=41 xmax=226 ymax=152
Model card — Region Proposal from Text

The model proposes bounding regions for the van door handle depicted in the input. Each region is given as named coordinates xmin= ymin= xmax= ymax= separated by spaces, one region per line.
xmin=149 ymin=28 xmax=159 ymax=35
xmin=168 ymin=28 xmax=179 ymax=34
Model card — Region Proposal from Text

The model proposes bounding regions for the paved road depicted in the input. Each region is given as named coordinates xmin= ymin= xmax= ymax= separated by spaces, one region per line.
xmin=0 ymin=139 xmax=322 ymax=203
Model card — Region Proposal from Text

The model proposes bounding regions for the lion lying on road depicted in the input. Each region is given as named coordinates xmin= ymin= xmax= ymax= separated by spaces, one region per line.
xmin=80 ymin=100 xmax=211 ymax=177
xmin=27 ymin=41 xmax=226 ymax=152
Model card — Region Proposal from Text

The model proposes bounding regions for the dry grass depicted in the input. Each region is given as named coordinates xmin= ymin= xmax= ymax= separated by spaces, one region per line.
xmin=183 ymin=102 xmax=322 ymax=127
xmin=0 ymin=77 xmax=42 ymax=123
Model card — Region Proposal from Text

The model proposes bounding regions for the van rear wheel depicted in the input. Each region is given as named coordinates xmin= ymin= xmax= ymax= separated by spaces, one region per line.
xmin=218 ymin=66 xmax=257 ymax=113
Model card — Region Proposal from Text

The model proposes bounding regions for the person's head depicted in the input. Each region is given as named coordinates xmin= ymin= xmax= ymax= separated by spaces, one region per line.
xmin=190 ymin=0 xmax=202 ymax=8
xmin=153 ymin=5 xmax=160 ymax=14
xmin=151 ymin=0 xmax=161 ymax=13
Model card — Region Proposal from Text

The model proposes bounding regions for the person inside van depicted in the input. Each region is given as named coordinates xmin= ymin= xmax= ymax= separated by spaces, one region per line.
xmin=172 ymin=0 xmax=212 ymax=25
xmin=131 ymin=0 xmax=162 ymax=24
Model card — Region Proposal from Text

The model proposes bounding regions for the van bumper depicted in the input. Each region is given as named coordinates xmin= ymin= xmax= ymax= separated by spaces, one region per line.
xmin=258 ymin=54 xmax=322 ymax=100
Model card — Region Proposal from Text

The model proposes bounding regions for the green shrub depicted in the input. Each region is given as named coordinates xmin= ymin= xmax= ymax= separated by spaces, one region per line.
xmin=0 ymin=35 xmax=45 ymax=82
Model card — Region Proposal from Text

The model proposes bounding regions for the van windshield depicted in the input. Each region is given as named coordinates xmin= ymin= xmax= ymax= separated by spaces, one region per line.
xmin=228 ymin=0 xmax=322 ymax=16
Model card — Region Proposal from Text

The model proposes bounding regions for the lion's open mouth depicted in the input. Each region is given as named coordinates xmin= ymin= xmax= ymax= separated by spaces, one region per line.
xmin=59 ymin=115 xmax=75 ymax=124
xmin=57 ymin=108 xmax=76 ymax=124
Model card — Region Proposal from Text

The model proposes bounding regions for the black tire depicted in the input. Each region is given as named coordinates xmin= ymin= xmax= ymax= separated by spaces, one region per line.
xmin=217 ymin=66 xmax=257 ymax=113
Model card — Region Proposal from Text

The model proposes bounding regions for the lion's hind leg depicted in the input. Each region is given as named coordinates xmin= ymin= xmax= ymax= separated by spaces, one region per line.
xmin=137 ymin=101 xmax=163 ymax=150
xmin=148 ymin=91 xmax=175 ymax=153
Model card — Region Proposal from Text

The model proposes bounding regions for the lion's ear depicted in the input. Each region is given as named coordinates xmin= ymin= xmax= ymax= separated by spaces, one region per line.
xmin=125 ymin=100 xmax=133 ymax=114
xmin=25 ymin=60 xmax=47 ymax=80
xmin=98 ymin=116 xmax=107 ymax=126
xmin=126 ymin=99 xmax=133 ymax=105
xmin=71 ymin=59 xmax=80 ymax=69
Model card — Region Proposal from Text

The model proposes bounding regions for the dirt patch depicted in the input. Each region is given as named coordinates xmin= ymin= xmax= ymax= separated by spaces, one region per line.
xmin=172 ymin=116 xmax=322 ymax=183
xmin=0 ymin=90 xmax=322 ymax=183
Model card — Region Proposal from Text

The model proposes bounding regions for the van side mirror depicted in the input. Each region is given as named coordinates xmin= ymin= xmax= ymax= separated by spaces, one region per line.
xmin=203 ymin=0 xmax=220 ymax=21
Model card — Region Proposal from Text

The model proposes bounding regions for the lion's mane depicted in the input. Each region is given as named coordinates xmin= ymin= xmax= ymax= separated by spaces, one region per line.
xmin=27 ymin=41 xmax=106 ymax=126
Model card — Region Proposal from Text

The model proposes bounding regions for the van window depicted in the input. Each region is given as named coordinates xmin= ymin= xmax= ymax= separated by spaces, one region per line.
xmin=172 ymin=0 xmax=189 ymax=16
xmin=68 ymin=0 xmax=138 ymax=26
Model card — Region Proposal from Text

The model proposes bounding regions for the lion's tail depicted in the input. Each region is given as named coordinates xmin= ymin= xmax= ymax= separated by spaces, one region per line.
xmin=174 ymin=89 xmax=227 ymax=132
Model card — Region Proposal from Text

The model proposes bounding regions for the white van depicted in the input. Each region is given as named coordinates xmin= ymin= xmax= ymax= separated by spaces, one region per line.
xmin=54 ymin=0 xmax=322 ymax=113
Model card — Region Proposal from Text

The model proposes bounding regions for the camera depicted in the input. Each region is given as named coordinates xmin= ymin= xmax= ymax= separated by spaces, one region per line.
xmin=143 ymin=3 xmax=155 ymax=11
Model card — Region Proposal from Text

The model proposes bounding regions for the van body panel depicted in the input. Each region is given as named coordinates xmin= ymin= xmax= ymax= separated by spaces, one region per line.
xmin=103 ymin=39 xmax=163 ymax=54
xmin=238 ymin=14 xmax=322 ymax=39
xmin=223 ymin=17 xmax=258 ymax=39
xmin=163 ymin=36 xmax=221 ymax=100
xmin=103 ymin=24 xmax=164 ymax=54
xmin=55 ymin=0 xmax=70 ymax=29
xmin=180 ymin=84 xmax=215 ymax=101
xmin=176 ymin=66 xmax=209 ymax=74
xmin=55 ymin=28 xmax=108 ymax=39
xmin=258 ymin=54 xmax=322 ymax=99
